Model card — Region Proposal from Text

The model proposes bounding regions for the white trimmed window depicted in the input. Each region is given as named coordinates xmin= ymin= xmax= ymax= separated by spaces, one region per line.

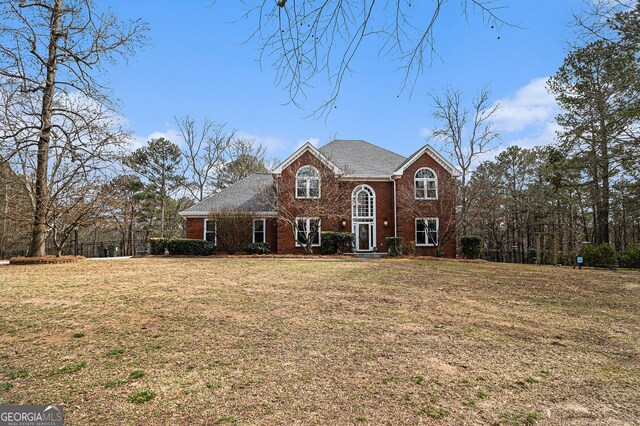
xmin=415 ymin=168 xmax=438 ymax=200
xmin=204 ymin=219 xmax=216 ymax=244
xmin=295 ymin=217 xmax=321 ymax=247
xmin=296 ymin=166 xmax=321 ymax=199
xmin=253 ymin=219 xmax=266 ymax=243
xmin=416 ymin=218 xmax=438 ymax=246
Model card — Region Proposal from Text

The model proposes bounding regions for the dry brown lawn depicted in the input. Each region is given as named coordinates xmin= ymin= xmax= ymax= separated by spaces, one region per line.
xmin=0 ymin=258 xmax=638 ymax=425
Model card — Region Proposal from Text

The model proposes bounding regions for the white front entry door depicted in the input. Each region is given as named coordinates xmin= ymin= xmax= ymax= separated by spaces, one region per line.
xmin=354 ymin=222 xmax=374 ymax=251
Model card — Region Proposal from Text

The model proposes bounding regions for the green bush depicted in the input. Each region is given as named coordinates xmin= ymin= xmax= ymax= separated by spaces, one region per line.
xmin=244 ymin=242 xmax=271 ymax=254
xmin=166 ymin=238 xmax=216 ymax=256
xmin=320 ymin=232 xmax=355 ymax=254
xmin=149 ymin=238 xmax=168 ymax=255
xmin=386 ymin=237 xmax=404 ymax=256
xmin=619 ymin=244 xmax=640 ymax=269
xmin=460 ymin=235 xmax=482 ymax=259
xmin=581 ymin=244 xmax=616 ymax=269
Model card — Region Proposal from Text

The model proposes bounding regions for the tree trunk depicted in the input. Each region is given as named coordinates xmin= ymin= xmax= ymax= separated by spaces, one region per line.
xmin=598 ymin=136 xmax=610 ymax=245
xmin=29 ymin=0 xmax=63 ymax=257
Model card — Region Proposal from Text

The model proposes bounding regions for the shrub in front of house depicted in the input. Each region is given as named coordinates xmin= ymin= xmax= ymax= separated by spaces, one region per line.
xmin=166 ymin=239 xmax=216 ymax=256
xmin=581 ymin=243 xmax=616 ymax=269
xmin=321 ymin=232 xmax=355 ymax=254
xmin=244 ymin=242 xmax=271 ymax=254
xmin=386 ymin=237 xmax=404 ymax=256
xmin=619 ymin=244 xmax=640 ymax=269
xmin=149 ymin=238 xmax=169 ymax=255
xmin=460 ymin=235 xmax=482 ymax=259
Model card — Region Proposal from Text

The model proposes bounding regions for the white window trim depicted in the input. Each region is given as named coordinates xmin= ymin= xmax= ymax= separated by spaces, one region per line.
xmin=294 ymin=217 xmax=322 ymax=247
xmin=253 ymin=218 xmax=266 ymax=244
xmin=204 ymin=219 xmax=217 ymax=245
xmin=351 ymin=184 xmax=377 ymax=251
xmin=295 ymin=165 xmax=321 ymax=199
xmin=415 ymin=217 xmax=439 ymax=247
xmin=414 ymin=167 xmax=438 ymax=200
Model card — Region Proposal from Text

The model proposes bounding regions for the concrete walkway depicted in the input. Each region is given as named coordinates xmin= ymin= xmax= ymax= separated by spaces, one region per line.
xmin=87 ymin=256 xmax=133 ymax=261
xmin=142 ymin=256 xmax=374 ymax=263
xmin=0 ymin=256 xmax=133 ymax=265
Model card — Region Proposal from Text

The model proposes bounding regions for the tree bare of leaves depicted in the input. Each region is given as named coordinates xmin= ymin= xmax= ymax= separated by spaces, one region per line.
xmin=48 ymin=182 xmax=106 ymax=257
xmin=238 ymin=0 xmax=510 ymax=117
xmin=177 ymin=116 xmax=236 ymax=202
xmin=430 ymin=86 xmax=500 ymax=235
xmin=0 ymin=87 xmax=128 ymax=257
xmin=208 ymin=206 xmax=255 ymax=254
xmin=396 ymin=172 xmax=457 ymax=257
xmin=262 ymin=155 xmax=349 ymax=254
xmin=0 ymin=0 xmax=147 ymax=257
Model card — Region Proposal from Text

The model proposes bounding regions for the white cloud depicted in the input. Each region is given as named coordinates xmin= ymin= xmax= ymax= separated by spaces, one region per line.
xmin=128 ymin=128 xmax=183 ymax=151
xmin=491 ymin=77 xmax=558 ymax=133
xmin=419 ymin=127 xmax=432 ymax=139
xmin=235 ymin=131 xmax=287 ymax=154
xmin=506 ymin=122 xmax=561 ymax=150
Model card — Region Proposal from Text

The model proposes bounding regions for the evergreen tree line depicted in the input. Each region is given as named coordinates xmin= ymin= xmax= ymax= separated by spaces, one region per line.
xmin=463 ymin=4 xmax=639 ymax=264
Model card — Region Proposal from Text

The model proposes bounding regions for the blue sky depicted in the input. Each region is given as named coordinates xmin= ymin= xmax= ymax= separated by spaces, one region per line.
xmin=104 ymin=0 xmax=585 ymax=162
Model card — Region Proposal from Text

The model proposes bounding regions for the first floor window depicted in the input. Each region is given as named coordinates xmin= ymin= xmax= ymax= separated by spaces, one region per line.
xmin=253 ymin=219 xmax=266 ymax=243
xmin=296 ymin=217 xmax=321 ymax=247
xmin=204 ymin=219 xmax=216 ymax=243
xmin=416 ymin=218 xmax=438 ymax=246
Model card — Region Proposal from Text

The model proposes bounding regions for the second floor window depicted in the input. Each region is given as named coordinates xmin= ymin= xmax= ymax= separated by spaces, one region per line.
xmin=296 ymin=165 xmax=320 ymax=199
xmin=415 ymin=168 xmax=438 ymax=200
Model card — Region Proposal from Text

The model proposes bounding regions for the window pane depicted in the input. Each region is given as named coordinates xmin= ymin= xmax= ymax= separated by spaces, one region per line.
xmin=314 ymin=220 xmax=321 ymax=244
xmin=254 ymin=231 xmax=265 ymax=243
xmin=426 ymin=181 xmax=437 ymax=198
xmin=296 ymin=180 xmax=307 ymax=197
xmin=416 ymin=230 xmax=426 ymax=245
xmin=254 ymin=219 xmax=264 ymax=232
xmin=309 ymin=179 xmax=319 ymax=198
xmin=427 ymin=219 xmax=438 ymax=245
xmin=205 ymin=231 xmax=215 ymax=242
xmin=206 ymin=220 xmax=215 ymax=232
xmin=296 ymin=220 xmax=305 ymax=244
xmin=416 ymin=168 xmax=435 ymax=179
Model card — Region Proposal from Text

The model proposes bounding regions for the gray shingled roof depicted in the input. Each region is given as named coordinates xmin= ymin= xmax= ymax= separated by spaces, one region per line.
xmin=180 ymin=173 xmax=275 ymax=216
xmin=319 ymin=139 xmax=407 ymax=177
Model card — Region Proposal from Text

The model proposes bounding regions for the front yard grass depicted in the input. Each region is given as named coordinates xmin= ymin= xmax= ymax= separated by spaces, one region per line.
xmin=0 ymin=258 xmax=638 ymax=424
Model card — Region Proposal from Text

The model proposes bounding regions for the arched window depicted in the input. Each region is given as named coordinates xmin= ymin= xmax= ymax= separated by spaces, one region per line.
xmin=296 ymin=165 xmax=320 ymax=198
xmin=414 ymin=168 xmax=438 ymax=200
xmin=352 ymin=185 xmax=375 ymax=220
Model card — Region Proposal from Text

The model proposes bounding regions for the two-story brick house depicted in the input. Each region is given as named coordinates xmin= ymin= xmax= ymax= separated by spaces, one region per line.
xmin=179 ymin=139 xmax=461 ymax=256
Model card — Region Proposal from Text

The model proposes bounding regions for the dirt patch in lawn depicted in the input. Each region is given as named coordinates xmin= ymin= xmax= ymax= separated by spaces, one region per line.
xmin=0 ymin=258 xmax=638 ymax=424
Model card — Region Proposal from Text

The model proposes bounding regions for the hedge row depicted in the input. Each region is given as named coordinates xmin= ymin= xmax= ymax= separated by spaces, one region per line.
xmin=149 ymin=238 xmax=215 ymax=256
xmin=582 ymin=243 xmax=640 ymax=269
xmin=320 ymin=232 xmax=355 ymax=254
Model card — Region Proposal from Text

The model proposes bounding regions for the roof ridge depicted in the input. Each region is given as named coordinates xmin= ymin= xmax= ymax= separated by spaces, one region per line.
xmin=321 ymin=139 xmax=406 ymax=160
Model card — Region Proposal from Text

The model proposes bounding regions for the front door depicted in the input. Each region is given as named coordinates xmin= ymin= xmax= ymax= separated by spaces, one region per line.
xmin=356 ymin=223 xmax=373 ymax=251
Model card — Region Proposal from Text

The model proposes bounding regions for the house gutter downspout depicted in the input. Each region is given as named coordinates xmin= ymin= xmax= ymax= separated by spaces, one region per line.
xmin=392 ymin=177 xmax=398 ymax=238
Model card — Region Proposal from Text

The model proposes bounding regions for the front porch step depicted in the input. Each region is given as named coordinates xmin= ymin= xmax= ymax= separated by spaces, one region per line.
xmin=351 ymin=252 xmax=388 ymax=259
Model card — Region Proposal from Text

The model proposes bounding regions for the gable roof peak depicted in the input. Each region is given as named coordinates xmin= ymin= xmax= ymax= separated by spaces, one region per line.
xmin=393 ymin=143 xmax=462 ymax=177
xmin=272 ymin=141 xmax=343 ymax=175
